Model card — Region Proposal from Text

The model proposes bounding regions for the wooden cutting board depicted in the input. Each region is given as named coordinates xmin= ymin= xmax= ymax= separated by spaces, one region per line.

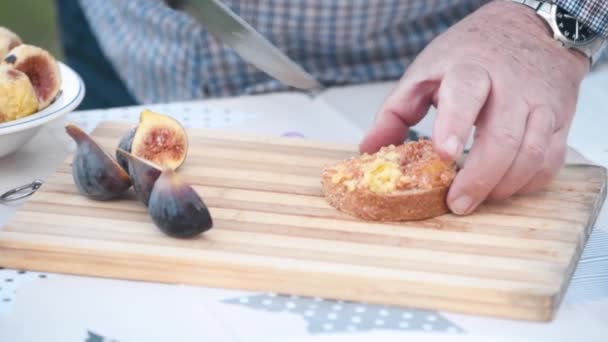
xmin=0 ymin=121 xmax=606 ymax=321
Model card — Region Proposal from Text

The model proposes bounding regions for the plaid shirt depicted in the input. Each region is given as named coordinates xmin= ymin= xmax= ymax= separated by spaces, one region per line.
xmin=78 ymin=0 xmax=607 ymax=104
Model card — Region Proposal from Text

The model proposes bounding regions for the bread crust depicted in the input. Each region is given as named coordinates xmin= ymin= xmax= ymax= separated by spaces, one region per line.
xmin=321 ymin=140 xmax=455 ymax=221
xmin=322 ymin=172 xmax=450 ymax=221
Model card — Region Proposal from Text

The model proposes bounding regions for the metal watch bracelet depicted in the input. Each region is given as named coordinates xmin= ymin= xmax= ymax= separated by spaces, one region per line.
xmin=506 ymin=0 xmax=607 ymax=65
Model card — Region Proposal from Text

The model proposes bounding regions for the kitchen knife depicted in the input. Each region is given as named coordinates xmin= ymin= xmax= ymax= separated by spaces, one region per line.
xmin=184 ymin=0 xmax=322 ymax=91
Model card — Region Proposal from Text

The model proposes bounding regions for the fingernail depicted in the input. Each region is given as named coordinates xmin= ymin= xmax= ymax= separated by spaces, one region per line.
xmin=442 ymin=135 xmax=462 ymax=159
xmin=450 ymin=195 xmax=473 ymax=215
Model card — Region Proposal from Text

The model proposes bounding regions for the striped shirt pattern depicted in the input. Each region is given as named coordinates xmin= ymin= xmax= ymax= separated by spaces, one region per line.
xmin=78 ymin=0 xmax=607 ymax=104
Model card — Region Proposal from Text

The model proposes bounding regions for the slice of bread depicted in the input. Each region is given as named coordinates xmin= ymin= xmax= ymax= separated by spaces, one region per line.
xmin=322 ymin=140 xmax=457 ymax=221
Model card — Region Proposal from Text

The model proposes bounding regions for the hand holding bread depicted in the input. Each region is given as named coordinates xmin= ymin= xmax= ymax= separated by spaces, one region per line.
xmin=359 ymin=2 xmax=587 ymax=216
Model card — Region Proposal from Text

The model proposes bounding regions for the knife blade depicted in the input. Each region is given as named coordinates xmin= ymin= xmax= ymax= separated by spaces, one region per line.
xmin=184 ymin=0 xmax=322 ymax=91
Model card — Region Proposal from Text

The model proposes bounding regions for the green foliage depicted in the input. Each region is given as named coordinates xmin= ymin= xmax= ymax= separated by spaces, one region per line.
xmin=0 ymin=0 xmax=62 ymax=58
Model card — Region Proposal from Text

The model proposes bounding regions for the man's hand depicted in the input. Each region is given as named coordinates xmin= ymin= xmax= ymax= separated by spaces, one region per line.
xmin=360 ymin=1 xmax=590 ymax=215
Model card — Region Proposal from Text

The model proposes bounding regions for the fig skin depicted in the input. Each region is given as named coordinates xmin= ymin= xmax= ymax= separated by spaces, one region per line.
xmin=116 ymin=127 xmax=136 ymax=171
xmin=66 ymin=124 xmax=132 ymax=200
xmin=148 ymin=169 xmax=213 ymax=238
xmin=3 ymin=44 xmax=62 ymax=110
xmin=0 ymin=27 xmax=22 ymax=59
xmin=130 ymin=109 xmax=188 ymax=170
xmin=117 ymin=148 xmax=162 ymax=206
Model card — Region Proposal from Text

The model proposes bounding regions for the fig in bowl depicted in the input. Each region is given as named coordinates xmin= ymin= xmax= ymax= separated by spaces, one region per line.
xmin=0 ymin=28 xmax=84 ymax=158
xmin=0 ymin=64 xmax=38 ymax=123
xmin=3 ymin=44 xmax=62 ymax=110
xmin=0 ymin=26 xmax=22 ymax=59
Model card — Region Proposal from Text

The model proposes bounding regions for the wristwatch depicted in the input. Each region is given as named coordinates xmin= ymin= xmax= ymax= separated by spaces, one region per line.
xmin=508 ymin=0 xmax=607 ymax=65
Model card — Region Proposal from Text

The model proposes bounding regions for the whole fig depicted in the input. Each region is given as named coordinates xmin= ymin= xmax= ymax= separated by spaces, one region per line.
xmin=66 ymin=124 xmax=131 ymax=200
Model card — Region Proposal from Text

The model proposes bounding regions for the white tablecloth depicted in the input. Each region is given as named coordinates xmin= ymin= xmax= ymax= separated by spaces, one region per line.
xmin=0 ymin=76 xmax=607 ymax=342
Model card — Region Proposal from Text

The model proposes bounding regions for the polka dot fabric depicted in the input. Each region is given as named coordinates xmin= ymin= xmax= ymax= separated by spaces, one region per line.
xmin=66 ymin=104 xmax=257 ymax=134
xmin=0 ymin=268 xmax=49 ymax=316
xmin=223 ymin=293 xmax=464 ymax=334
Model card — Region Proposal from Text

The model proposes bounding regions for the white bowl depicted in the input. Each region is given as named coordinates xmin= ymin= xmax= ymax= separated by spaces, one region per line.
xmin=0 ymin=62 xmax=85 ymax=158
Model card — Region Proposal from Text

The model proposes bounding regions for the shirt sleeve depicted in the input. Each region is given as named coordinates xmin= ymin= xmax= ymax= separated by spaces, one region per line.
xmin=77 ymin=0 xmax=208 ymax=104
xmin=554 ymin=0 xmax=608 ymax=37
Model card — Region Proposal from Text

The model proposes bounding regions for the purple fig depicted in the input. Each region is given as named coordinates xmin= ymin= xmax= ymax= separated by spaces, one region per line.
xmin=148 ymin=169 xmax=212 ymax=238
xmin=66 ymin=123 xmax=131 ymax=200
xmin=116 ymin=148 xmax=162 ymax=206
xmin=116 ymin=127 xmax=136 ymax=171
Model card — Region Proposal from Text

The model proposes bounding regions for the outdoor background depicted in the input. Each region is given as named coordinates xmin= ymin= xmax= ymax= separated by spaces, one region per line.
xmin=0 ymin=1 xmax=139 ymax=110
xmin=0 ymin=1 xmax=62 ymax=58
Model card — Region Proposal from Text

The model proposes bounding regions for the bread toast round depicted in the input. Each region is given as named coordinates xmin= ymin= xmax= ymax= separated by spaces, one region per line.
xmin=322 ymin=140 xmax=456 ymax=221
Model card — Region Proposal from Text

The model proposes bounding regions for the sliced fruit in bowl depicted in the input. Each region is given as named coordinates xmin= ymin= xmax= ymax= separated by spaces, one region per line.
xmin=0 ymin=61 xmax=85 ymax=158
xmin=0 ymin=27 xmax=85 ymax=158
xmin=3 ymin=44 xmax=62 ymax=110
xmin=0 ymin=64 xmax=39 ymax=123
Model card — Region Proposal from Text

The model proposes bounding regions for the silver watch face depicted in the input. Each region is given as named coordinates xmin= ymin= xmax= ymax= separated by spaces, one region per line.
xmin=555 ymin=7 xmax=596 ymax=43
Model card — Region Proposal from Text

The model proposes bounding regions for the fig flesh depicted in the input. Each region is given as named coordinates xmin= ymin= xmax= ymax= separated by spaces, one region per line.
xmin=130 ymin=109 xmax=188 ymax=170
xmin=0 ymin=27 xmax=22 ymax=59
xmin=0 ymin=65 xmax=38 ymax=123
xmin=3 ymin=44 xmax=61 ymax=110
xmin=66 ymin=124 xmax=131 ymax=200
xmin=148 ymin=169 xmax=213 ymax=238
xmin=117 ymin=148 xmax=162 ymax=206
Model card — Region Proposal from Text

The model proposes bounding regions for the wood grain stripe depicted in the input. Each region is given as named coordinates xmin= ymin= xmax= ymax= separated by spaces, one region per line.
xmin=6 ymin=216 xmax=566 ymax=286
xmin=28 ymin=182 xmax=586 ymax=241
xmin=1 ymin=121 xmax=604 ymax=322
xmin=12 ymin=201 xmax=576 ymax=260
xmin=0 ymin=231 xmax=558 ymax=304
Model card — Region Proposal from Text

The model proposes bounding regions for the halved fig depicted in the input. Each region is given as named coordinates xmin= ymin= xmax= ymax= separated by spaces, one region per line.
xmin=117 ymin=148 xmax=162 ymax=206
xmin=148 ymin=169 xmax=213 ymax=238
xmin=116 ymin=127 xmax=136 ymax=171
xmin=66 ymin=123 xmax=131 ymax=200
xmin=3 ymin=44 xmax=61 ymax=110
xmin=0 ymin=65 xmax=38 ymax=123
xmin=129 ymin=109 xmax=188 ymax=170
xmin=0 ymin=27 xmax=22 ymax=59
